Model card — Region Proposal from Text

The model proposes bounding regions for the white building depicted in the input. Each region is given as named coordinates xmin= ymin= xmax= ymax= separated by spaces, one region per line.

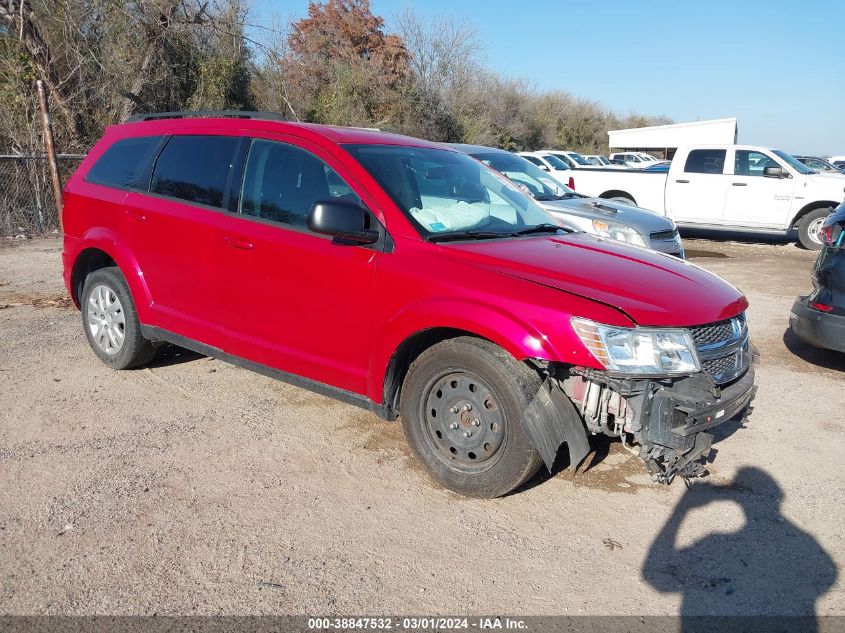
xmin=608 ymin=117 xmax=738 ymax=159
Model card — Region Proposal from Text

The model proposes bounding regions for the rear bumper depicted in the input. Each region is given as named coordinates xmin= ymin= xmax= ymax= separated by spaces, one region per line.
xmin=789 ymin=298 xmax=845 ymax=353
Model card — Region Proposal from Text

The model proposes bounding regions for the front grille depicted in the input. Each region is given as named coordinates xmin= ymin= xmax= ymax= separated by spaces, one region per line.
xmin=690 ymin=319 xmax=735 ymax=347
xmin=649 ymin=228 xmax=679 ymax=241
xmin=690 ymin=314 xmax=749 ymax=384
xmin=701 ymin=355 xmax=739 ymax=378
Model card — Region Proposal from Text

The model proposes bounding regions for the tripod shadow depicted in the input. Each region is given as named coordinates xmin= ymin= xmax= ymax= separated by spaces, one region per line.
xmin=643 ymin=467 xmax=836 ymax=632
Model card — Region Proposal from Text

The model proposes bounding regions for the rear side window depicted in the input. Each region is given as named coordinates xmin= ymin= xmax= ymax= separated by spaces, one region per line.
xmin=86 ymin=136 xmax=162 ymax=189
xmin=685 ymin=149 xmax=726 ymax=174
xmin=151 ymin=135 xmax=239 ymax=208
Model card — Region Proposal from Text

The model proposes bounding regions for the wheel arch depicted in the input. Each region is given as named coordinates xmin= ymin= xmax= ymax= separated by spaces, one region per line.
xmin=379 ymin=327 xmax=492 ymax=420
xmin=68 ymin=230 xmax=152 ymax=319
xmin=70 ymin=248 xmax=116 ymax=307
xmin=791 ymin=200 xmax=837 ymax=228
xmin=599 ymin=189 xmax=637 ymax=204
xmin=370 ymin=301 xmax=563 ymax=419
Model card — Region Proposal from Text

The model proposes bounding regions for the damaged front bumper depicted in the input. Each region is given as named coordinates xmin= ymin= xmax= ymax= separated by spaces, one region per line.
xmin=551 ymin=363 xmax=757 ymax=484
xmin=635 ymin=366 xmax=756 ymax=482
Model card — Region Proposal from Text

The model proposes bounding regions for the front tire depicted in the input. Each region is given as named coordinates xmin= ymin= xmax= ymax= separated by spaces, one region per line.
xmin=81 ymin=267 xmax=155 ymax=369
xmin=798 ymin=208 xmax=831 ymax=250
xmin=400 ymin=337 xmax=543 ymax=498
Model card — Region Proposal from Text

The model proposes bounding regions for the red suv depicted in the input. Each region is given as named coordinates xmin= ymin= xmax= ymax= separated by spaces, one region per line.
xmin=62 ymin=112 xmax=756 ymax=497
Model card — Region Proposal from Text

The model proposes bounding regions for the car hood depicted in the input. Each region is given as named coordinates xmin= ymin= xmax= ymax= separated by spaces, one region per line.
xmin=540 ymin=197 xmax=674 ymax=234
xmin=444 ymin=232 xmax=746 ymax=327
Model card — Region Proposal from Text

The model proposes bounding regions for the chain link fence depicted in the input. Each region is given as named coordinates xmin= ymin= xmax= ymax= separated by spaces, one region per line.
xmin=0 ymin=154 xmax=86 ymax=236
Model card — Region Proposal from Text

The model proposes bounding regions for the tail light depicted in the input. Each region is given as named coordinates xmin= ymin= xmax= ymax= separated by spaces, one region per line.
xmin=568 ymin=176 xmax=575 ymax=190
xmin=819 ymin=221 xmax=843 ymax=247
xmin=820 ymin=223 xmax=834 ymax=246
xmin=809 ymin=301 xmax=833 ymax=312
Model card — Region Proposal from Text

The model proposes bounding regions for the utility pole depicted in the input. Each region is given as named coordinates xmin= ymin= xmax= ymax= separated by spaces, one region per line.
xmin=36 ymin=79 xmax=64 ymax=233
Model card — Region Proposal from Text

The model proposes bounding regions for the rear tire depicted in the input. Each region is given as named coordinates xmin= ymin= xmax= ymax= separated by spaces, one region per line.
xmin=608 ymin=195 xmax=636 ymax=206
xmin=797 ymin=208 xmax=830 ymax=250
xmin=400 ymin=337 xmax=543 ymax=498
xmin=81 ymin=267 xmax=155 ymax=369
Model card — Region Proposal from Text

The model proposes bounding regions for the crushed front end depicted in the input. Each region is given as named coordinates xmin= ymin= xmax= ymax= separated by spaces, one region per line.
xmin=557 ymin=314 xmax=757 ymax=483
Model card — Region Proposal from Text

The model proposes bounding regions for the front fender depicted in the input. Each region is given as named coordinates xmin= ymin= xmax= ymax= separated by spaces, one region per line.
xmin=366 ymin=296 xmax=597 ymax=404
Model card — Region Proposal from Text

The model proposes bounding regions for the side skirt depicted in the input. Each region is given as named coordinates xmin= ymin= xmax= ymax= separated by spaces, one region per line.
xmin=140 ymin=325 xmax=393 ymax=420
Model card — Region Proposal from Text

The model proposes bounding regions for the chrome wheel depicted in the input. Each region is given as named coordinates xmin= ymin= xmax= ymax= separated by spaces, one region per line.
xmin=422 ymin=371 xmax=506 ymax=470
xmin=86 ymin=284 xmax=126 ymax=355
xmin=807 ymin=217 xmax=825 ymax=245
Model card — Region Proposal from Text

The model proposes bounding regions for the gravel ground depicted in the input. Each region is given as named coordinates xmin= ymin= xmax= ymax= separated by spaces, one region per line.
xmin=0 ymin=235 xmax=843 ymax=617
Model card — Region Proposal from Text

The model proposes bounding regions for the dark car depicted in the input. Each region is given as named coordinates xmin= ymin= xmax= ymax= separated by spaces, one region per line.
xmin=790 ymin=202 xmax=845 ymax=353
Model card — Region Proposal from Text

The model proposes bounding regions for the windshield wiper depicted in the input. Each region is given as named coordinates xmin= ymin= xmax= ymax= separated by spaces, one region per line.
xmin=511 ymin=223 xmax=568 ymax=236
xmin=427 ymin=230 xmax=512 ymax=243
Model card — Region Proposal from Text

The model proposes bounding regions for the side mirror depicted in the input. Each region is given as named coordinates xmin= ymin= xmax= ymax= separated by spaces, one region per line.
xmin=763 ymin=166 xmax=787 ymax=178
xmin=538 ymin=164 xmax=550 ymax=172
xmin=307 ymin=200 xmax=379 ymax=245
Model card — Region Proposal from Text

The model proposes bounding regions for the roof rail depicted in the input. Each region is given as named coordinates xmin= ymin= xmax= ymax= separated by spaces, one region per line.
xmin=126 ymin=110 xmax=287 ymax=123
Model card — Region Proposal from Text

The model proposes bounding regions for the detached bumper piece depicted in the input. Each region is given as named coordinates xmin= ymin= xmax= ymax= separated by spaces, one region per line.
xmin=641 ymin=367 xmax=756 ymax=483
xmin=790 ymin=298 xmax=845 ymax=353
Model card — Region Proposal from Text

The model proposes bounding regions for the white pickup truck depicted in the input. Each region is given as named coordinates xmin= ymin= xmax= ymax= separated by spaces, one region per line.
xmin=568 ymin=145 xmax=845 ymax=249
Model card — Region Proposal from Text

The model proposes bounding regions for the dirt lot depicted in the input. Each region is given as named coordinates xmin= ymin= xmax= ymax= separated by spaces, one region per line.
xmin=0 ymin=235 xmax=843 ymax=617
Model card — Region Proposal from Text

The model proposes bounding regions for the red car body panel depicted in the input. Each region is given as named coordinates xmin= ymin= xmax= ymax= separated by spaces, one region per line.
xmin=62 ymin=118 xmax=749 ymax=407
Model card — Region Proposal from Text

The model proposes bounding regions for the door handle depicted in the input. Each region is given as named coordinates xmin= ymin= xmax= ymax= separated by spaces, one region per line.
xmin=675 ymin=179 xmax=689 ymax=184
xmin=223 ymin=236 xmax=255 ymax=250
xmin=125 ymin=209 xmax=147 ymax=222
xmin=732 ymin=182 xmax=748 ymax=187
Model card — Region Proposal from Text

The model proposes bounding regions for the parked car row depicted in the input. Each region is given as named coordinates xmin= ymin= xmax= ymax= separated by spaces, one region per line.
xmin=794 ymin=155 xmax=845 ymax=174
xmin=450 ymin=144 xmax=684 ymax=256
xmin=62 ymin=111 xmax=756 ymax=497
xmin=827 ymin=155 xmax=845 ymax=170
xmin=566 ymin=145 xmax=845 ymax=250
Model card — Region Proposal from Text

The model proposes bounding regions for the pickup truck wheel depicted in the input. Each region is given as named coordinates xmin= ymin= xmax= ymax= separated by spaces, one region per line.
xmin=798 ymin=208 xmax=830 ymax=250
xmin=609 ymin=195 xmax=636 ymax=206
xmin=81 ymin=267 xmax=156 ymax=369
xmin=400 ymin=337 xmax=543 ymax=498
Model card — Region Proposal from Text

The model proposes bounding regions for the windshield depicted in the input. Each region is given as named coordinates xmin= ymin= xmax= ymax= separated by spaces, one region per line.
xmin=471 ymin=152 xmax=576 ymax=201
xmin=541 ymin=154 xmax=570 ymax=170
xmin=344 ymin=145 xmax=559 ymax=238
xmin=772 ymin=149 xmax=814 ymax=175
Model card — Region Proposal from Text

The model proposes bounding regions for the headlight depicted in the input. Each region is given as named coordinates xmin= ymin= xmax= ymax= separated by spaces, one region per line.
xmin=591 ymin=219 xmax=647 ymax=247
xmin=571 ymin=318 xmax=700 ymax=376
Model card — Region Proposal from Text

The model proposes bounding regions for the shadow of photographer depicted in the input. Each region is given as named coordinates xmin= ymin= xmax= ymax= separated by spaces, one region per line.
xmin=643 ymin=467 xmax=836 ymax=633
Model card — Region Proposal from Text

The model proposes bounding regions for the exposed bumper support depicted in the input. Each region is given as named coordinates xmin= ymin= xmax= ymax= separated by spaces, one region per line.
xmin=641 ymin=366 xmax=756 ymax=482
xmin=553 ymin=364 xmax=757 ymax=484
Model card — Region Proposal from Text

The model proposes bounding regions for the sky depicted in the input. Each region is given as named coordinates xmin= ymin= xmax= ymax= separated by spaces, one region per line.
xmin=252 ymin=0 xmax=845 ymax=156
